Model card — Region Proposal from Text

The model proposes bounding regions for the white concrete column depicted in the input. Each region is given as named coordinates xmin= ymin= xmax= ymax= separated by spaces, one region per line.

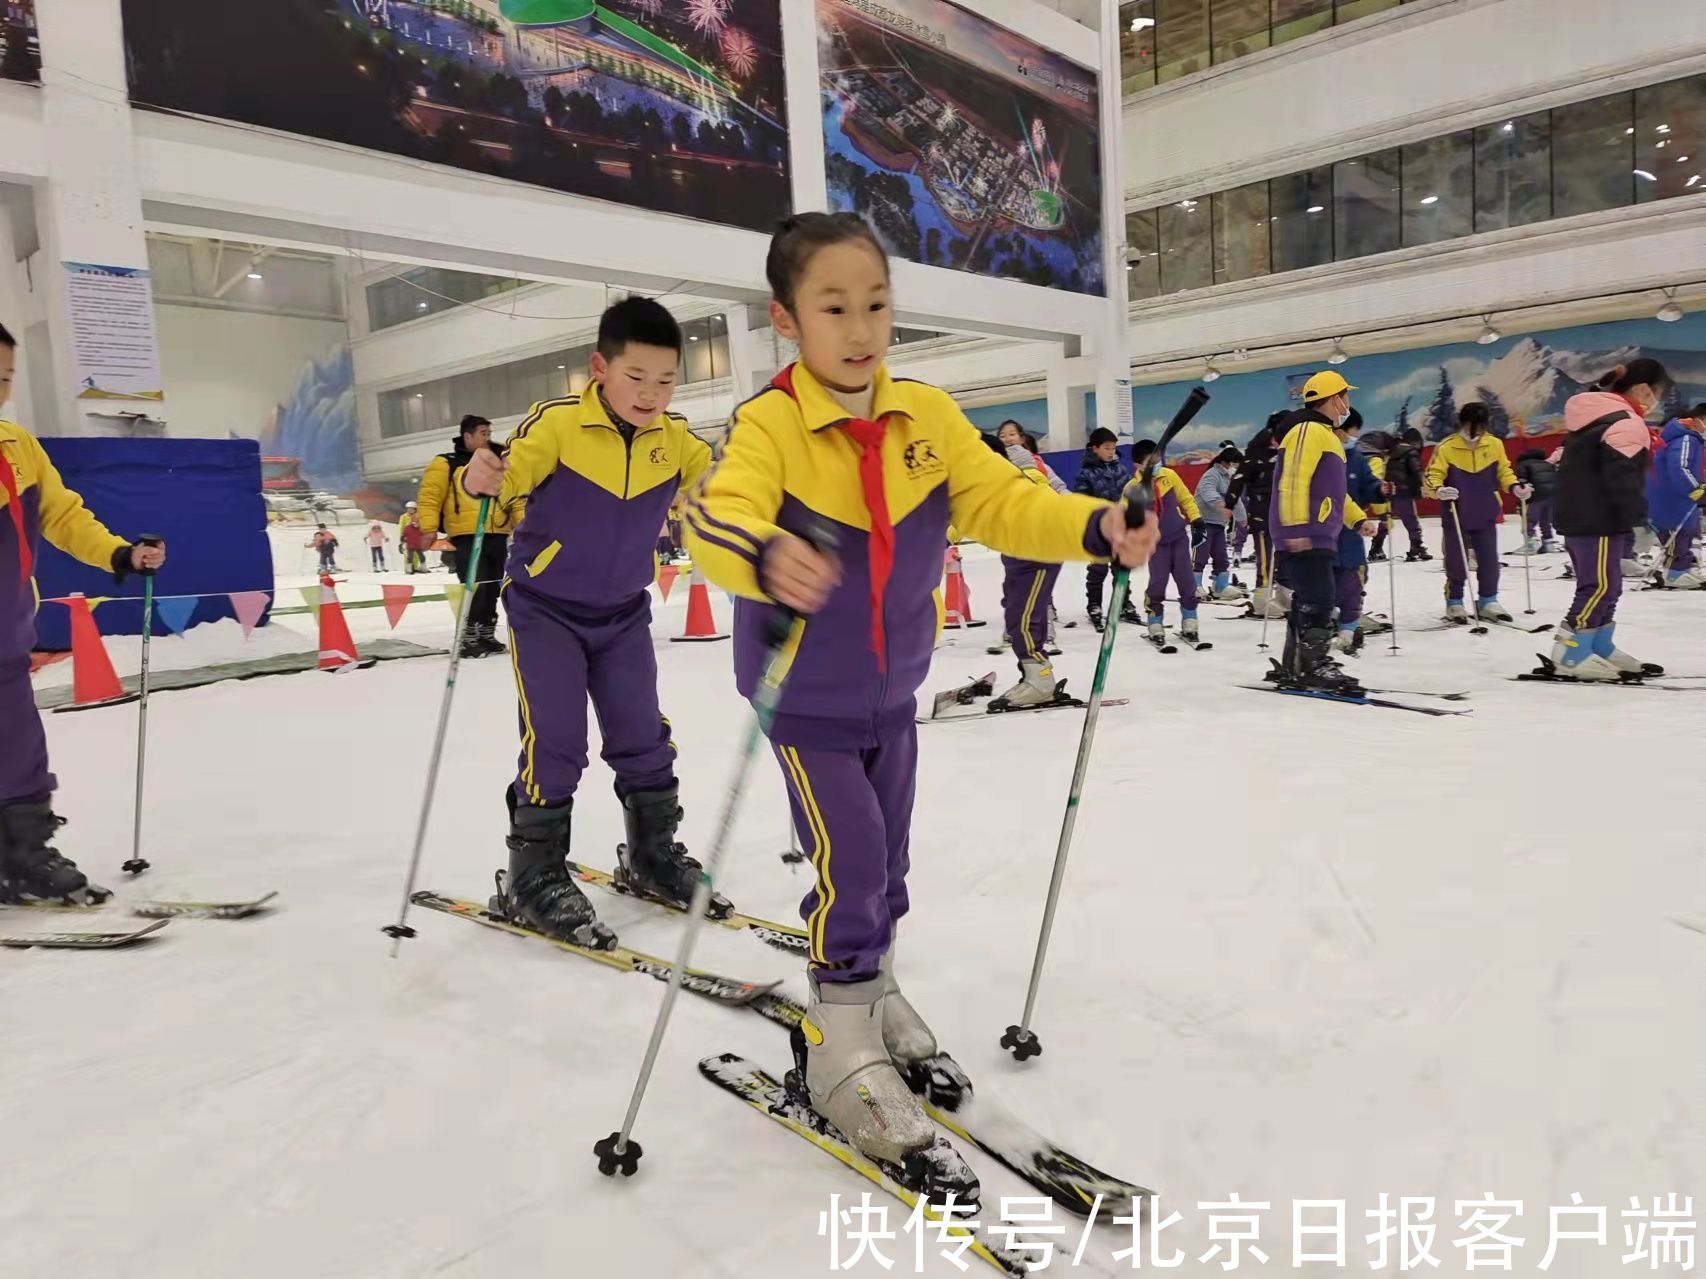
xmin=32 ymin=0 xmax=161 ymax=436
xmin=1091 ymin=0 xmax=1133 ymax=443
xmin=722 ymin=304 xmax=756 ymax=402
xmin=781 ymin=0 xmax=829 ymax=215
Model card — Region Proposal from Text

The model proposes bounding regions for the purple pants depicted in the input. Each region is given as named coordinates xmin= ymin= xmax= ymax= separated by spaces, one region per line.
xmin=775 ymin=725 xmax=917 ymax=983
xmin=1443 ymin=514 xmax=1500 ymax=601
xmin=505 ymin=584 xmax=676 ymax=806
xmin=1193 ymin=524 xmax=1229 ymax=577
xmin=1663 ymin=509 xmax=1701 ymax=573
xmin=1335 ymin=565 xmax=1365 ymax=627
xmin=1231 ymin=518 xmax=1248 ymax=557
xmin=1251 ymin=527 xmax=1275 ymax=587
xmin=1525 ymin=497 xmax=1555 ymax=541
xmin=1565 ymin=535 xmax=1624 ymax=629
xmin=0 ymin=656 xmax=54 ymax=806
xmin=1393 ymin=497 xmax=1425 ymax=551
xmin=1145 ymin=536 xmax=1198 ymax=613
xmin=1001 ymin=557 xmax=1060 ymax=664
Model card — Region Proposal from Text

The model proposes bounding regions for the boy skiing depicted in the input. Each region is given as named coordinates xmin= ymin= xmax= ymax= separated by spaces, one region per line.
xmin=461 ymin=298 xmax=714 ymax=948
xmin=1132 ymin=438 xmax=1202 ymax=647
xmin=1647 ymin=402 xmax=1705 ymax=588
xmin=1070 ymin=426 xmax=1131 ymax=630
xmin=1425 ymin=402 xmax=1531 ymax=624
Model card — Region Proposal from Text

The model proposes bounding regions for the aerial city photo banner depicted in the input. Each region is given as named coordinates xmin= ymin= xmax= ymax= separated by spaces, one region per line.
xmin=1 ymin=0 xmax=38 ymax=82
xmin=818 ymin=0 xmax=1105 ymax=296
xmin=119 ymin=0 xmax=791 ymax=231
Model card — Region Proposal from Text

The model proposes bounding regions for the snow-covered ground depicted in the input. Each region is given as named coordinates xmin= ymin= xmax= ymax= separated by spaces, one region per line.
xmin=11 ymin=527 xmax=1704 ymax=1278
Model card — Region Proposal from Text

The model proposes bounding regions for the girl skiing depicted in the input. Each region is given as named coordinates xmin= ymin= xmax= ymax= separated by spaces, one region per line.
xmin=1550 ymin=359 xmax=1669 ymax=678
xmin=365 ymin=519 xmax=387 ymax=571
xmin=685 ymin=212 xmax=1155 ymax=1196
xmin=1425 ymin=402 xmax=1530 ymax=623
xmin=1647 ymin=402 xmax=1705 ymax=588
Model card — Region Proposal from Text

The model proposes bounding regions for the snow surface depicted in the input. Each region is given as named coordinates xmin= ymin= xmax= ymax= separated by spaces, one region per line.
xmin=11 ymin=531 xmax=1704 ymax=1278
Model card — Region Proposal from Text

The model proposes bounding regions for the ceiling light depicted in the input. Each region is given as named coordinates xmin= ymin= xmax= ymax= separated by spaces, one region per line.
xmin=1202 ymin=359 xmax=1222 ymax=383
xmin=1306 ymin=204 xmax=1325 ymax=214
xmin=414 ymin=393 xmax=424 ymax=399
xmin=417 ymin=301 xmax=429 ymax=310
xmin=1328 ymin=341 xmax=1348 ymax=366
xmin=247 ymin=271 xmax=263 ymax=280
xmin=1656 ymin=124 xmax=1671 ymax=134
xmin=1677 ymin=156 xmax=1690 ymax=163
xmin=1477 ymin=318 xmax=1501 ymax=346
xmin=1656 ymin=139 xmax=1669 ymax=149
xmin=1688 ymin=175 xmax=1702 ymax=188
xmin=556 ymin=364 xmax=566 ymax=370
xmin=1657 ymin=290 xmax=1684 ymax=323
xmin=1634 ymin=169 xmax=1657 ymax=181
xmin=1129 ymin=15 xmax=1155 ymax=31
xmin=1625 ymin=127 xmax=1635 ymax=136
xmin=1419 ymin=194 xmax=1439 ymax=206
xmin=689 ymin=334 xmax=700 ymax=341
xmin=1501 ymin=121 xmax=1514 ymax=133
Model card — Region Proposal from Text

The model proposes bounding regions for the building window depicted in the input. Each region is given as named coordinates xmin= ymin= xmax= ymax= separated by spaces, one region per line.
xmin=1125 ymin=210 xmax=1161 ymax=301
xmin=1402 ymin=131 xmax=1473 ymax=247
xmin=1474 ymin=112 xmax=1552 ymax=233
xmin=366 ymin=267 xmax=525 ymax=332
xmin=1270 ymin=167 xmax=1334 ymax=273
xmin=1335 ymin=0 xmax=1403 ymax=22
xmin=1552 ymin=92 xmax=1635 ymax=220
xmin=1154 ymin=0 xmax=1209 ymax=84
xmin=1635 ymin=74 xmax=1706 ymax=204
xmin=1271 ymin=0 xmax=1334 ymax=47
xmin=1158 ymin=199 xmax=1212 ymax=292
xmin=1120 ymin=0 xmax=1157 ymax=94
xmin=1334 ymin=149 xmax=1401 ymax=261
xmin=1213 ymin=182 xmax=1270 ymax=284
xmin=1211 ymin=0 xmax=1270 ymax=64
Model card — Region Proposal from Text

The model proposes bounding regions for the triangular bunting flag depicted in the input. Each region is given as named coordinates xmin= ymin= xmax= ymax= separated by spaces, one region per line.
xmin=86 ymin=595 xmax=112 ymax=610
xmin=300 ymin=584 xmax=320 ymax=611
xmin=381 ymin=583 xmax=414 ymax=630
xmin=155 ymin=596 xmax=198 ymax=636
xmin=657 ymin=563 xmax=679 ymax=602
xmin=445 ymin=582 xmax=465 ymax=619
xmin=228 ymin=591 xmax=271 ymax=638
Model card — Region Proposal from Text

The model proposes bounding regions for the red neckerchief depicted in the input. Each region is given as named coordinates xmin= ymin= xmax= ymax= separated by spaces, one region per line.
xmin=0 ymin=446 xmax=29 ymax=586
xmin=837 ymin=417 xmax=893 ymax=672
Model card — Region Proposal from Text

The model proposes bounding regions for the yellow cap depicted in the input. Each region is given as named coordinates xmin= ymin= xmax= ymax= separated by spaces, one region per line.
xmin=1301 ymin=371 xmax=1357 ymax=402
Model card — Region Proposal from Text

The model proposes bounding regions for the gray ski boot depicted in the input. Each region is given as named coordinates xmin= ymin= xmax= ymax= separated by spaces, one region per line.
xmin=988 ymin=658 xmax=1062 ymax=711
xmin=495 ymin=800 xmax=616 ymax=949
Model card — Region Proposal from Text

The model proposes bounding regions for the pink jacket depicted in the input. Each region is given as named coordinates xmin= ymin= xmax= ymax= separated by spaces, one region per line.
xmin=1562 ymin=391 xmax=1649 ymax=458
xmin=366 ymin=524 xmax=386 ymax=547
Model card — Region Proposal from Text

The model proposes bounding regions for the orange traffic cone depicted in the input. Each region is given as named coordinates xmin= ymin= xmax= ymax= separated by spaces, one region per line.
xmin=61 ymin=595 xmax=134 ymax=709
xmin=316 ymin=572 xmax=365 ymax=671
xmin=941 ymin=547 xmax=986 ymax=629
xmin=672 ymin=565 xmax=729 ymax=643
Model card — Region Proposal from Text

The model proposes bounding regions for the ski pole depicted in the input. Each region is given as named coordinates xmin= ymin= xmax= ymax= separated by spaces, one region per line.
xmin=779 ymin=820 xmax=802 ymax=866
xmin=122 ymin=536 xmax=164 ymax=877
xmin=1518 ymin=495 xmax=1536 ymax=615
xmin=1385 ymin=514 xmax=1400 ymax=654
xmin=597 ymin=606 xmax=799 ymax=1176
xmin=1446 ymin=500 xmax=1488 ymax=634
xmin=383 ymin=498 xmax=491 ymax=955
xmin=1257 ymin=536 xmax=1279 ymax=652
xmin=1002 ymin=497 xmax=1150 ymax=1063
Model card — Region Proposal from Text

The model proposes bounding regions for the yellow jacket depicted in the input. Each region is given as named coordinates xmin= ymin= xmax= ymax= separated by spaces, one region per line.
xmin=1 ymin=421 xmax=129 ymax=648
xmin=416 ymin=446 xmax=525 ymax=539
xmin=1425 ymin=431 xmax=1517 ymax=531
xmin=685 ymin=362 xmax=1113 ymax=748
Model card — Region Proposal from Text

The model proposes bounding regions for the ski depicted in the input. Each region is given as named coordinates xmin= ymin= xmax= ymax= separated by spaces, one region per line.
xmin=1485 ymin=619 xmax=1553 ymax=634
xmin=1512 ymin=672 xmax=1704 ymax=693
xmin=1144 ymin=634 xmax=1177 ymax=654
xmin=920 ymin=698 xmax=1127 ymax=724
xmin=133 ymin=891 xmax=279 ymax=920
xmin=408 ymin=891 xmax=780 ymax=1005
xmin=1360 ymin=687 xmax=1472 ymax=702
xmin=700 ymin=1054 xmax=1030 ymax=1277
xmin=1411 ymin=619 xmax=1489 ymax=635
xmin=1169 ymin=630 xmax=1213 ymax=651
xmin=565 ymin=861 xmax=808 ymax=956
xmin=0 ymin=918 xmax=169 ymax=949
xmin=928 ymin=670 xmax=999 ymax=719
xmin=745 ymin=991 xmax=1151 ymax=1218
xmin=1239 ymin=685 xmax=1471 ymax=717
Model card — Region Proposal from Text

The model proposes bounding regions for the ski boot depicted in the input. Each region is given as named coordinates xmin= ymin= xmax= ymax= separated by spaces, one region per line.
xmin=1545 ymin=626 xmax=1621 ymax=681
xmin=1539 ymin=539 xmax=1561 ymax=555
xmin=1145 ymin=614 xmax=1167 ymax=645
xmin=1330 ymin=625 xmax=1362 ymax=655
xmin=879 ymin=937 xmax=971 ymax=1110
xmin=1299 ymin=627 xmax=1364 ymax=695
xmin=1086 ymin=603 xmax=1105 ymax=633
xmin=1520 ymin=535 xmax=1540 ymax=555
xmin=1180 ymin=614 xmax=1202 ymax=645
xmin=1560 ymin=564 xmax=1575 ymax=581
xmin=1119 ymin=597 xmax=1141 ymax=627
xmin=474 ymin=623 xmax=507 ymax=656
xmin=495 ymin=800 xmax=617 ymax=949
xmin=1664 ymin=568 xmax=1705 ymax=590
xmin=1595 ymin=623 xmax=1662 ymax=677
xmin=615 ymin=786 xmax=732 ymax=919
xmin=1251 ymin=585 xmax=1289 ymax=619
xmin=0 ymin=803 xmax=109 ymax=905
xmin=989 ymin=659 xmax=1071 ymax=711
xmin=1368 ymin=547 xmax=1388 ymax=563
xmin=787 ymin=972 xmax=979 ymax=1209
xmin=1477 ymin=597 xmax=1513 ymax=624
xmin=459 ymin=627 xmax=488 ymax=659
xmin=1444 ymin=599 xmax=1471 ymax=624
xmin=1212 ymin=573 xmax=1247 ymax=602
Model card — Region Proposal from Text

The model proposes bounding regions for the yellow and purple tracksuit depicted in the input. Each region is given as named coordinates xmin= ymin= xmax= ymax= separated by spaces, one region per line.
xmin=0 ymin=422 xmax=131 ymax=805
xmin=685 ymin=362 xmax=1115 ymax=982
xmin=998 ymin=463 xmax=1064 ymax=667
xmin=1269 ymin=409 xmax=1348 ymax=634
xmin=491 ymin=391 xmax=711 ymax=805
xmin=1426 ymin=431 xmax=1517 ymax=603
xmin=1140 ymin=466 xmax=1201 ymax=616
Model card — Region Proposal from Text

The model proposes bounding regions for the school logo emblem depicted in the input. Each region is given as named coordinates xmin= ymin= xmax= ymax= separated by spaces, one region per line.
xmin=649 ymin=447 xmax=669 ymax=465
xmin=903 ymin=440 xmax=943 ymax=477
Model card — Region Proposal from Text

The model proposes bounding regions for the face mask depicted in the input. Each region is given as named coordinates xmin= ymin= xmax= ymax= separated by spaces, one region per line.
xmin=1336 ymin=410 xmax=1351 ymax=428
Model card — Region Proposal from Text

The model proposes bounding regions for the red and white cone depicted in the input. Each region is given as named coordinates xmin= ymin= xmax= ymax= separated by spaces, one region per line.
xmin=316 ymin=572 xmax=364 ymax=670
xmin=672 ymin=565 xmax=729 ymax=643
xmin=941 ymin=547 xmax=985 ymax=629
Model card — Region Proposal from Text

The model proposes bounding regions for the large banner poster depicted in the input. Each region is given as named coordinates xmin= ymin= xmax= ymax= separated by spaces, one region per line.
xmin=818 ymin=0 xmax=1104 ymax=296
xmin=121 ymin=0 xmax=790 ymax=231
xmin=1 ymin=0 xmax=39 ymax=83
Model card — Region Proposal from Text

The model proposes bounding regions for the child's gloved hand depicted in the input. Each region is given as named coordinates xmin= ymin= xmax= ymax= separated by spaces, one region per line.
xmin=762 ymin=534 xmax=840 ymax=614
xmin=1512 ymin=482 xmax=1534 ymax=500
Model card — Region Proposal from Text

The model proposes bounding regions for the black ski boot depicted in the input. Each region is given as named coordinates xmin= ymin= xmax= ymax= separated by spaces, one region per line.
xmin=0 ymin=802 xmax=109 ymax=905
xmin=459 ymin=628 xmax=487 ymax=659
xmin=1299 ymin=627 xmax=1364 ymax=696
xmin=1119 ymin=597 xmax=1141 ymax=626
xmin=1086 ymin=603 xmax=1105 ymax=633
xmin=474 ymin=623 xmax=507 ymax=656
xmin=615 ymin=786 xmax=733 ymax=919
xmin=495 ymin=801 xmax=616 ymax=949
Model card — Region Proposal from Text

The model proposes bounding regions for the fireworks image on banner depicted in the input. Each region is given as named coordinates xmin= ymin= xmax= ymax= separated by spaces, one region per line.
xmin=721 ymin=27 xmax=758 ymax=78
xmin=688 ymin=0 xmax=731 ymax=36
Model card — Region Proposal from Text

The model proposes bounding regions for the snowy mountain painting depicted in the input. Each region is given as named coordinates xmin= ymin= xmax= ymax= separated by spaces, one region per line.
xmin=1120 ymin=309 xmax=1706 ymax=459
xmin=260 ymin=344 xmax=361 ymax=496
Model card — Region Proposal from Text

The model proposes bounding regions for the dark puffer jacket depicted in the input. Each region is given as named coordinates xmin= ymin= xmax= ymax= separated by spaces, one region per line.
xmin=1071 ymin=449 xmax=1131 ymax=503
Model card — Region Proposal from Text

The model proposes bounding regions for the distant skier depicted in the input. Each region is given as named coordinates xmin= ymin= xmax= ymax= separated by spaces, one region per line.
xmin=1646 ymin=400 xmax=1705 ymax=588
xmin=1133 ymin=437 xmax=1203 ymax=647
xmin=1425 ymin=402 xmax=1530 ymax=624
xmin=1383 ymin=427 xmax=1431 ymax=560
xmin=365 ymin=519 xmax=388 ymax=571
xmin=1514 ymin=448 xmax=1560 ymax=554
xmin=1070 ymin=427 xmax=1132 ymax=630
xmin=1192 ymin=445 xmax=1244 ymax=601
xmin=1227 ymin=411 xmax=1289 ymax=617
xmin=309 ymin=523 xmax=339 ymax=574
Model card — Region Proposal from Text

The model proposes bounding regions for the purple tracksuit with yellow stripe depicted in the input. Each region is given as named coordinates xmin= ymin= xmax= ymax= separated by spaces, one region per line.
xmin=686 ymin=362 xmax=1115 ymax=982
xmin=492 ymin=391 xmax=711 ymax=806
xmin=1426 ymin=431 xmax=1517 ymax=602
xmin=1 ymin=422 xmax=131 ymax=805
xmin=1142 ymin=467 xmax=1201 ymax=614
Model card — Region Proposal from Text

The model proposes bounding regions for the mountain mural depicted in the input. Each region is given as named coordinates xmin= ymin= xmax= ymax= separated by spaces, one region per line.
xmin=261 ymin=344 xmax=361 ymax=495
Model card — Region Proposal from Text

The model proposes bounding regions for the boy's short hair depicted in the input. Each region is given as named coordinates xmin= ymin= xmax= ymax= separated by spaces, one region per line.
xmin=0 ymin=322 xmax=15 ymax=349
xmin=1130 ymin=438 xmax=1157 ymax=464
xmin=460 ymin=415 xmax=491 ymax=435
xmin=598 ymin=296 xmax=682 ymax=361
xmin=1087 ymin=427 xmax=1118 ymax=449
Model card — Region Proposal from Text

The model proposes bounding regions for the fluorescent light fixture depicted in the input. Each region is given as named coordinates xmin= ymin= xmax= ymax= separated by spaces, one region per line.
xmin=1634 ymin=169 xmax=1658 ymax=181
xmin=1656 ymin=123 xmax=1671 ymax=134
xmin=414 ymin=393 xmax=424 ymax=399
xmin=1306 ymin=204 xmax=1325 ymax=214
xmin=1625 ymin=127 xmax=1635 ymax=136
xmin=1129 ymin=16 xmax=1155 ymax=31
xmin=1688 ymin=175 xmax=1702 ymax=188
xmin=1419 ymin=194 xmax=1439 ymax=205
xmin=557 ymin=364 xmax=566 ymax=370
xmin=690 ymin=334 xmax=700 ymax=341
xmin=247 ymin=271 xmax=263 ymax=280
xmin=1477 ymin=318 xmax=1501 ymax=346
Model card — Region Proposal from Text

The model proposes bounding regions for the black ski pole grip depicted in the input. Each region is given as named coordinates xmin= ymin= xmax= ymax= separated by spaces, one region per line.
xmin=136 ymin=533 xmax=165 ymax=576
